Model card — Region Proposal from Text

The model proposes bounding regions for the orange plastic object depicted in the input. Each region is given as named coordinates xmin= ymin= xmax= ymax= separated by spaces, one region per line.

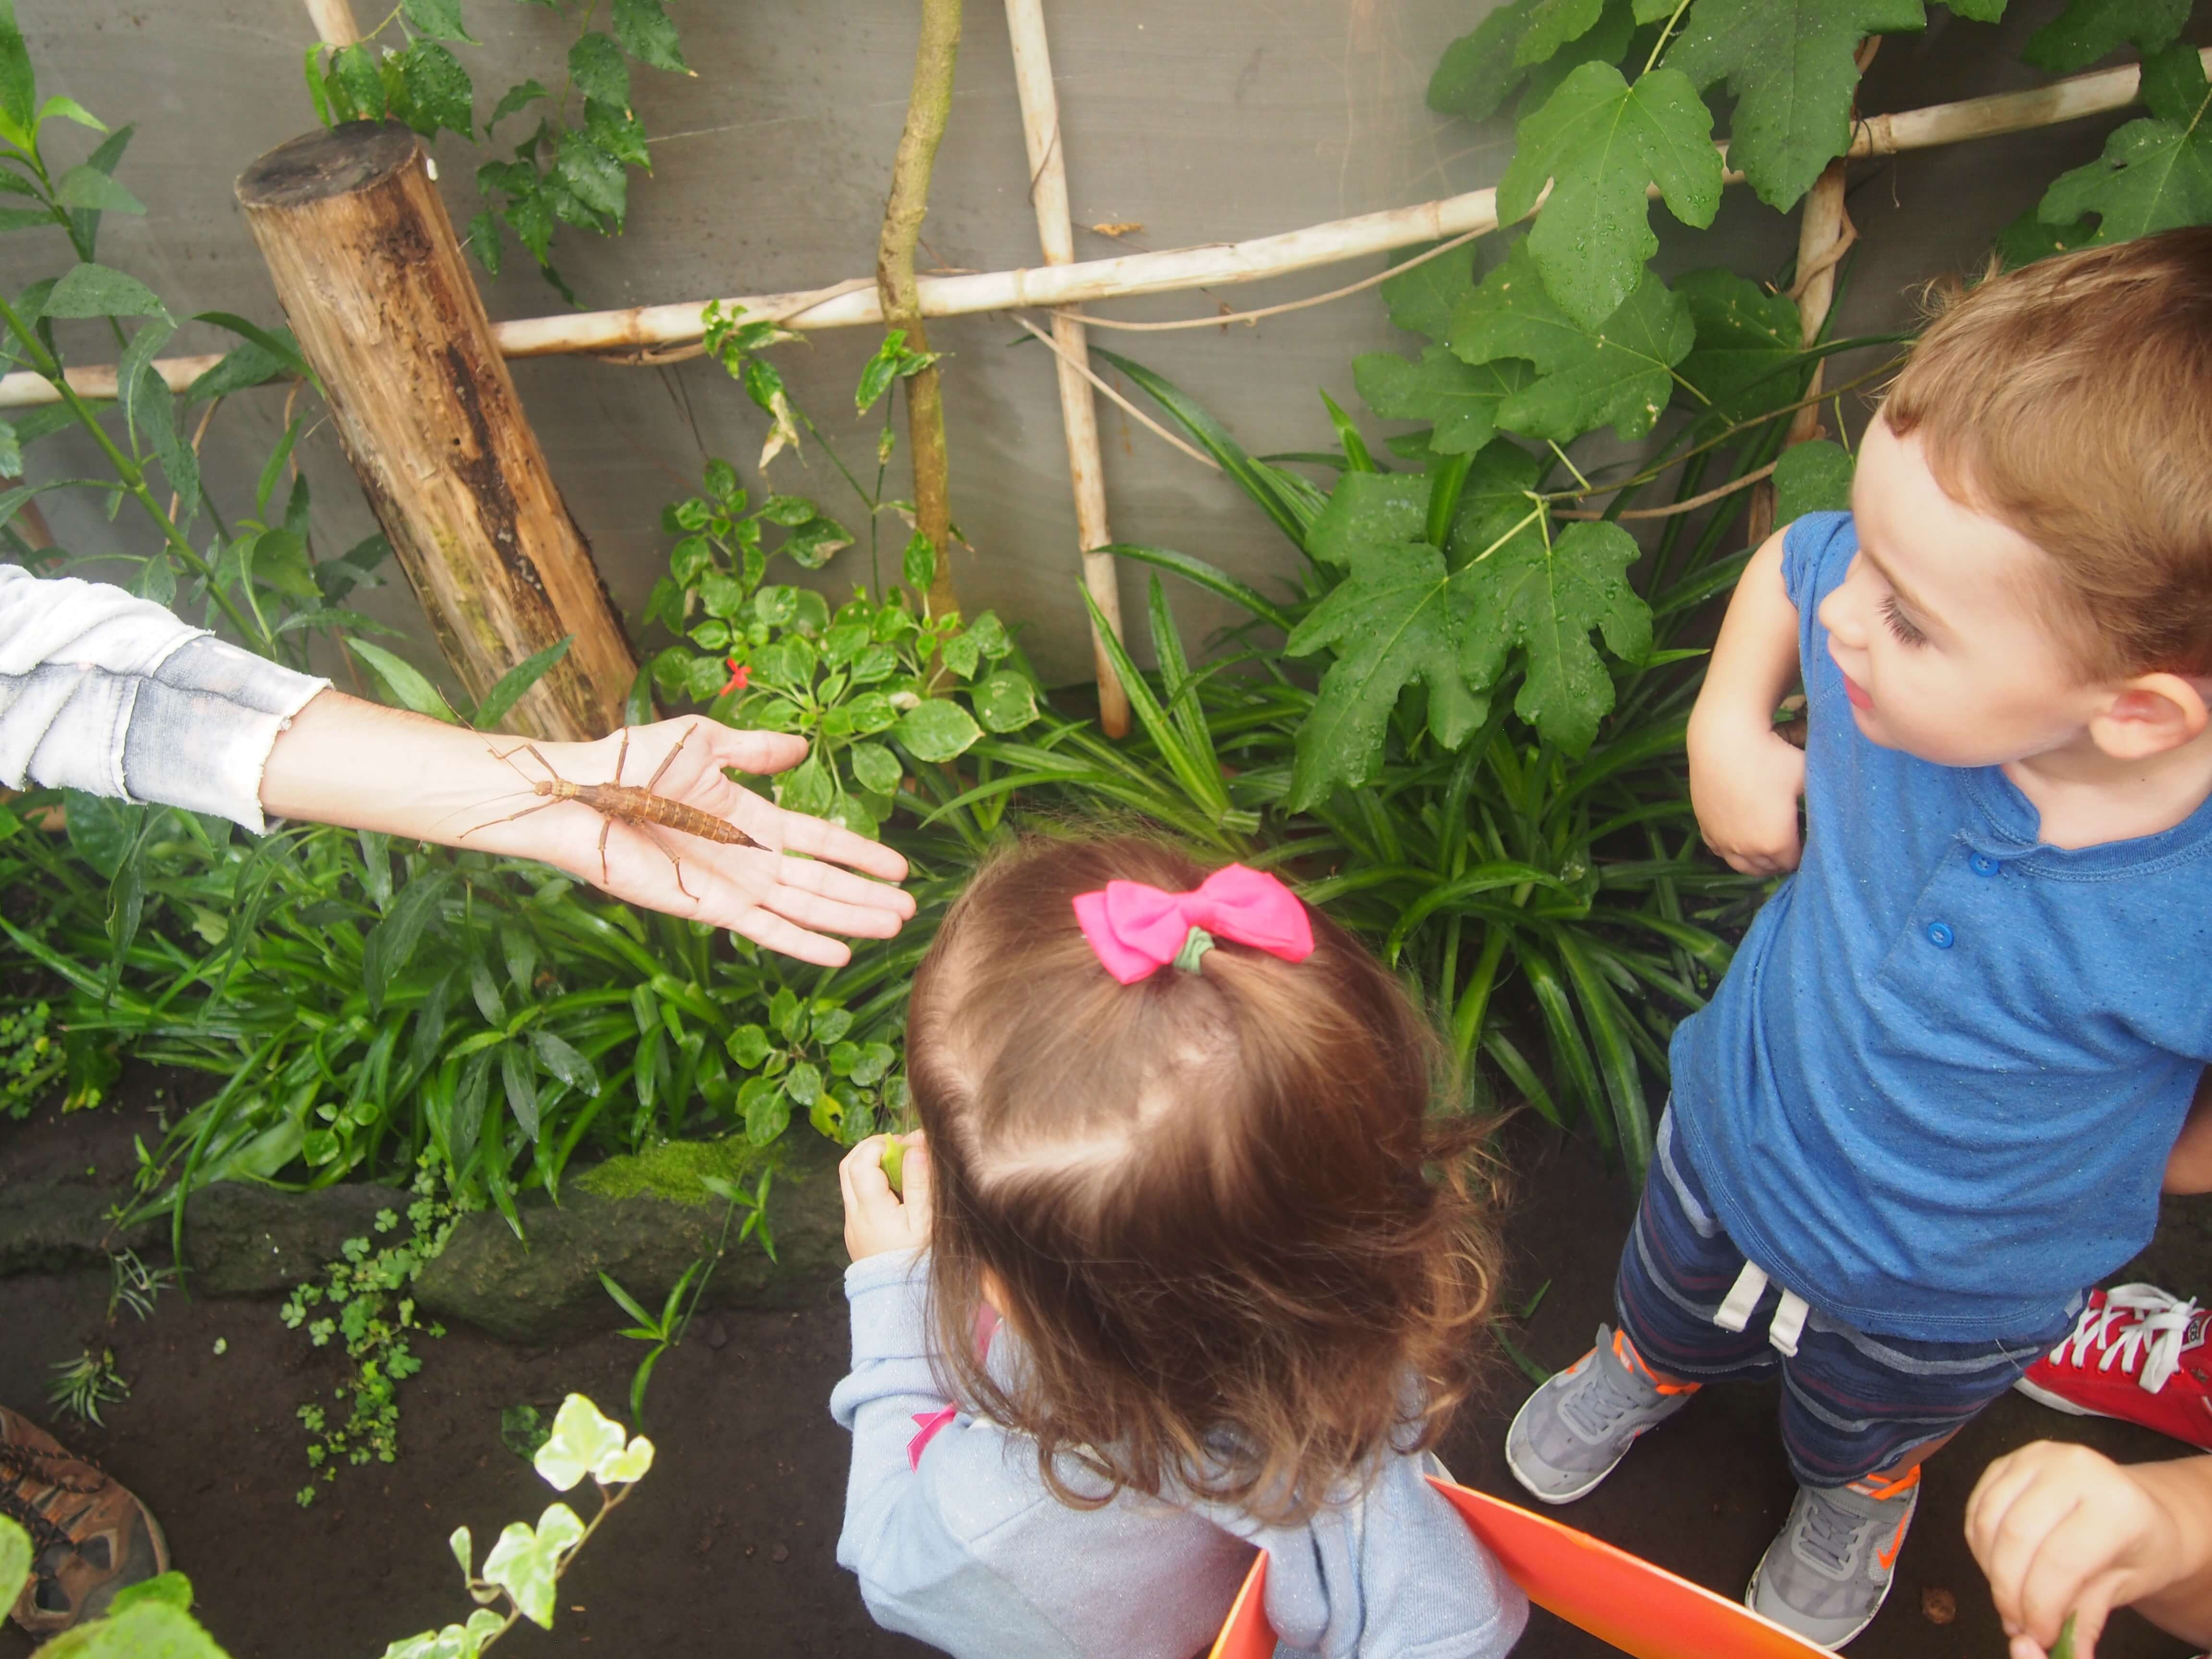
xmin=1207 ymin=1478 xmax=1828 ymax=1659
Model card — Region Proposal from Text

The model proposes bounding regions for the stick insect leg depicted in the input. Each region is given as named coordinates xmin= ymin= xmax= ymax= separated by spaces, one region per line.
xmin=640 ymin=824 xmax=698 ymax=902
xmin=612 ymin=726 xmax=630 ymax=788
xmin=598 ymin=817 xmax=613 ymax=889
xmin=643 ymin=725 xmax=693 ymax=795
xmin=457 ymin=797 xmax=565 ymax=840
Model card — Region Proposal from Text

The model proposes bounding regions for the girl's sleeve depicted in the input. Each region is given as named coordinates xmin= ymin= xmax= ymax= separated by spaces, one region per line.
xmin=0 ymin=566 xmax=327 ymax=832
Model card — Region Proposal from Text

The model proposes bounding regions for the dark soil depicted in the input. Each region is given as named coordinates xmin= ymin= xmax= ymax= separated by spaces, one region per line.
xmin=3 ymin=1069 xmax=2204 ymax=1659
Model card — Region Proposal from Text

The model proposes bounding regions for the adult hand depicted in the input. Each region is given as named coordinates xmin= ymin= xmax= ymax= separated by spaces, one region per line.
xmin=260 ymin=696 xmax=914 ymax=966
xmin=841 ymin=1132 xmax=931 ymax=1262
xmin=1966 ymin=1440 xmax=2197 ymax=1659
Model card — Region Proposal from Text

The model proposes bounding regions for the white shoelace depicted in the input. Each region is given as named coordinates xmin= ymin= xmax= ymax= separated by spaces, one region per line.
xmin=2047 ymin=1283 xmax=2200 ymax=1395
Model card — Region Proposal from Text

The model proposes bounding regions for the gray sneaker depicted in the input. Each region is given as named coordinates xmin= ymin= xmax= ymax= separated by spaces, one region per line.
xmin=1745 ymin=1470 xmax=1920 ymax=1649
xmin=1504 ymin=1324 xmax=1698 ymax=1504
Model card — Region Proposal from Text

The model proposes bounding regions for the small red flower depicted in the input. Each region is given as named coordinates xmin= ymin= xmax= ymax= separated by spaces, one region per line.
xmin=721 ymin=657 xmax=751 ymax=695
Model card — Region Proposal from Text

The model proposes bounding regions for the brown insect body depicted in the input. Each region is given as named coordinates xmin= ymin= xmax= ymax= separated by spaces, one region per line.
xmin=469 ymin=728 xmax=763 ymax=901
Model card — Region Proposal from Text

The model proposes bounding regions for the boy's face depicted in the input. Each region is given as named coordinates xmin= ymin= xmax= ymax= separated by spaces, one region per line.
xmin=1817 ymin=418 xmax=2101 ymax=769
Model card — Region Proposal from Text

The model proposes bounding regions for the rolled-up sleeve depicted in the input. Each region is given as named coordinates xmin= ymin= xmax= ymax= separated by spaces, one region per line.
xmin=0 ymin=565 xmax=328 ymax=831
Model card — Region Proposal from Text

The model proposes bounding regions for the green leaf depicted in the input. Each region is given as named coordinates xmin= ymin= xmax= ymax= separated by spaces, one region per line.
xmin=0 ymin=418 xmax=19 ymax=476
xmin=1673 ymin=267 xmax=1806 ymax=425
xmin=530 ymin=1030 xmax=600 ymax=1098
xmin=1667 ymin=0 xmax=1925 ymax=211
xmin=0 ymin=0 xmax=32 ymax=144
xmin=502 ymin=1044 xmax=540 ymax=1141
xmin=331 ymin=41 xmax=387 ymax=121
xmin=727 ymin=1024 xmax=773 ymax=1069
xmin=1307 ymin=470 xmax=1427 ymax=568
xmin=470 ymin=635 xmax=573 ymax=730
xmin=0 ymin=1515 xmax=29 ymax=1613
xmin=1469 ymin=518 xmax=1650 ymax=753
xmin=398 ymin=42 xmax=473 ymax=140
xmin=1450 ymin=242 xmax=1694 ymax=442
xmin=1379 ymin=243 xmax=1480 ymax=341
xmin=741 ymin=1075 xmax=790 ymax=1144
xmin=584 ymin=97 xmax=649 ymax=170
xmin=568 ymin=31 xmax=630 ymax=109
xmin=776 ymin=753 xmax=833 ymax=817
xmin=401 ymin=0 xmax=475 ymax=43
xmin=1427 ymin=0 xmax=1543 ymax=118
xmin=362 ymin=869 xmax=454 ymax=1018
xmin=971 ymin=670 xmax=1039 ymax=733
xmin=55 ymin=165 xmax=142 ymax=216
xmin=488 ymin=78 xmax=548 ymax=130
xmin=2023 ymin=0 xmax=2186 ymax=75
xmin=1498 ymin=62 xmax=1721 ymax=326
xmin=849 ymin=741 xmax=902 ymax=794
xmin=1521 ymin=0 xmax=1639 ymax=110
xmin=37 ymin=1600 xmax=233 ymax=1659
xmin=894 ymin=699 xmax=983 ymax=763
xmin=1991 ymin=205 xmax=2098 ymax=268
xmin=613 ymin=0 xmax=691 ymax=73
xmin=106 ymin=1572 xmax=193 ymax=1614
xmin=554 ymin=129 xmax=627 ymax=224
xmin=1771 ymin=437 xmax=1855 ymax=523
xmin=118 ymin=316 xmax=175 ymax=448
xmin=348 ymin=638 xmax=462 ymax=722
xmin=902 ymin=530 xmax=937 ymax=594
xmin=63 ymin=789 xmax=138 ymax=880
xmin=1286 ymin=536 xmax=1484 ymax=805
xmin=1354 ymin=346 xmax=1533 ymax=455
xmin=183 ymin=335 xmax=290 ymax=404
xmin=45 ymin=261 xmax=169 ymax=322
xmin=481 ymin=1503 xmax=585 ymax=1629
xmin=1517 ymin=0 xmax=1607 ymax=67
xmin=2037 ymin=42 xmax=2212 ymax=243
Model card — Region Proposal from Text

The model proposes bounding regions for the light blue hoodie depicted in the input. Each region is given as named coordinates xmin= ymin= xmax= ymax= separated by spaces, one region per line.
xmin=830 ymin=1249 xmax=1528 ymax=1659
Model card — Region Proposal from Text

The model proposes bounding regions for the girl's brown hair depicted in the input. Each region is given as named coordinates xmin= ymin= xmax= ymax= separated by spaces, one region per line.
xmin=907 ymin=832 xmax=1504 ymax=1524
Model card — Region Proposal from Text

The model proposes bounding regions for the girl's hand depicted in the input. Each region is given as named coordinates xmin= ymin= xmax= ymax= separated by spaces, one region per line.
xmin=1688 ymin=719 xmax=1807 ymax=876
xmin=841 ymin=1132 xmax=931 ymax=1262
xmin=1966 ymin=1441 xmax=2191 ymax=1659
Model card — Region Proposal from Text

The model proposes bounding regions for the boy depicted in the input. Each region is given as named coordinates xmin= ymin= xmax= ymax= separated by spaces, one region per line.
xmin=1506 ymin=226 xmax=2212 ymax=1649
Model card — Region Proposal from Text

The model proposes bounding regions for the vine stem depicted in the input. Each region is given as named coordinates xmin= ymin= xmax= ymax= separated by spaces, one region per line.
xmin=0 ymin=292 xmax=262 ymax=646
xmin=875 ymin=0 xmax=963 ymax=617
xmin=1642 ymin=0 xmax=1696 ymax=76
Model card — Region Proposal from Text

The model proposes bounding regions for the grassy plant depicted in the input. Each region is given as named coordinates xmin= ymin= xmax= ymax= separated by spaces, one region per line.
xmin=106 ymin=1248 xmax=177 ymax=1322
xmin=48 ymin=1348 xmax=129 ymax=1426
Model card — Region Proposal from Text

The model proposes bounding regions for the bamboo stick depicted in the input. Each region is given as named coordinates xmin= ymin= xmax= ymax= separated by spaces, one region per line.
xmin=877 ymin=0 xmax=964 ymax=618
xmin=6 ymin=46 xmax=2200 ymax=410
xmin=304 ymin=0 xmax=361 ymax=47
xmin=1005 ymin=0 xmax=1129 ymax=738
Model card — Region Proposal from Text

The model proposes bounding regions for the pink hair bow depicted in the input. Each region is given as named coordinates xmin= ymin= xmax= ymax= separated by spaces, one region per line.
xmin=1071 ymin=864 xmax=1314 ymax=985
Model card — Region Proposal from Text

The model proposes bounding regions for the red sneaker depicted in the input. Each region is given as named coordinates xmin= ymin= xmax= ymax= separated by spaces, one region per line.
xmin=2014 ymin=1284 xmax=2212 ymax=1450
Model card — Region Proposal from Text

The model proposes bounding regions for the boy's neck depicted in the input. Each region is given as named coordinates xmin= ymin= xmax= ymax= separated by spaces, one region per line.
xmin=2003 ymin=723 xmax=2212 ymax=850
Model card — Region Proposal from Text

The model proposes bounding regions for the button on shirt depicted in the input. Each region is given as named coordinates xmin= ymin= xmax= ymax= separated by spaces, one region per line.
xmin=1670 ymin=512 xmax=2212 ymax=1343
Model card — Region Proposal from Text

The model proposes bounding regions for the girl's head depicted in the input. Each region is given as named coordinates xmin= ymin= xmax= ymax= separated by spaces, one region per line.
xmin=907 ymin=832 xmax=1503 ymax=1520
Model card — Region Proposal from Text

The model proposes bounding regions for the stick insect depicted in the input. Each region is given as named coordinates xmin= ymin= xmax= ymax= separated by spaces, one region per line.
xmin=466 ymin=726 xmax=763 ymax=900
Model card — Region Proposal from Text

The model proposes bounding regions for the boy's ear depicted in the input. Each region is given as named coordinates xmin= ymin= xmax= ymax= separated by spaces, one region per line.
xmin=2087 ymin=673 xmax=2212 ymax=760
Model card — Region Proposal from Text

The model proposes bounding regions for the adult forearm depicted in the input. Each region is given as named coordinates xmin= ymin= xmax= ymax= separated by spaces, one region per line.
xmin=2125 ymin=1459 xmax=2212 ymax=1646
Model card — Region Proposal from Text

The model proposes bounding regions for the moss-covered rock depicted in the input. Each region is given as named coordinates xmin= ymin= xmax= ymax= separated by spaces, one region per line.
xmin=572 ymin=1135 xmax=772 ymax=1206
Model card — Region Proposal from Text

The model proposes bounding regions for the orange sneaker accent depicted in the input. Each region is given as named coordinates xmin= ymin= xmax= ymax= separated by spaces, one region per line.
xmin=1874 ymin=1513 xmax=1911 ymax=1573
xmin=1611 ymin=1329 xmax=1701 ymax=1397
xmin=1851 ymin=1467 xmax=1922 ymax=1504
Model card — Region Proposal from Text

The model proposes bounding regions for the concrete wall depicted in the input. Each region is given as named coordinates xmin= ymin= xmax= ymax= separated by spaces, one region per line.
xmin=6 ymin=0 xmax=2185 ymax=694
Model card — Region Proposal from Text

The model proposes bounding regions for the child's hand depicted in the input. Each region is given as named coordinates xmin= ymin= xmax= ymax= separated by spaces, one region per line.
xmin=1966 ymin=1441 xmax=2190 ymax=1659
xmin=841 ymin=1132 xmax=931 ymax=1261
xmin=1687 ymin=719 xmax=1807 ymax=876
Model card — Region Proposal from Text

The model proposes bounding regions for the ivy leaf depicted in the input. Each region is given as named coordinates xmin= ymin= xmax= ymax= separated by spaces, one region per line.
xmin=1353 ymin=347 xmax=1533 ymax=455
xmin=534 ymin=1395 xmax=651 ymax=1489
xmin=398 ymin=42 xmax=473 ymax=141
xmin=1428 ymin=0 xmax=1545 ymax=118
xmin=1991 ymin=205 xmax=2097 ymax=268
xmin=488 ymin=78 xmax=548 ymax=131
xmin=481 ymin=1503 xmax=585 ymax=1629
xmin=2022 ymin=0 xmax=2186 ymax=75
xmin=1465 ymin=518 xmax=1651 ymax=754
xmin=2037 ymin=42 xmax=2212 ymax=243
xmin=1306 ymin=471 xmax=1427 ymax=568
xmin=1516 ymin=0 xmax=1607 ymax=67
xmin=1772 ymin=437 xmax=1855 ymax=523
xmin=567 ymin=32 xmax=630 ymax=111
xmin=1519 ymin=0 xmax=1638 ymax=113
xmin=1673 ymin=267 xmax=1806 ymax=426
xmin=1379 ymin=243 xmax=1481 ymax=340
xmin=400 ymin=0 xmax=475 ymax=43
xmin=1285 ymin=537 xmax=1485 ymax=806
xmin=613 ymin=0 xmax=691 ymax=74
xmin=1447 ymin=441 xmax=1548 ymax=568
xmin=1449 ymin=241 xmax=1694 ymax=443
xmin=1499 ymin=61 xmax=1722 ymax=326
xmin=1667 ymin=0 xmax=1926 ymax=211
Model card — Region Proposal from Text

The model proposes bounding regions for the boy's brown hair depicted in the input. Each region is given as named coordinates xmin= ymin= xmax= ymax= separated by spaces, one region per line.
xmin=906 ymin=833 xmax=1503 ymax=1524
xmin=1883 ymin=225 xmax=2212 ymax=681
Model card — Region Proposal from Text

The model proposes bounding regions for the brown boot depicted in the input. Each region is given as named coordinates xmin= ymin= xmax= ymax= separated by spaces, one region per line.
xmin=0 ymin=1405 xmax=169 ymax=1634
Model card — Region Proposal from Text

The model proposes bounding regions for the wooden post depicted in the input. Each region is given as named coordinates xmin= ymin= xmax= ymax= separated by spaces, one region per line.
xmin=303 ymin=0 xmax=361 ymax=46
xmin=1744 ymin=155 xmax=1853 ymax=548
xmin=236 ymin=123 xmax=637 ymax=742
xmin=1004 ymin=0 xmax=1130 ymax=738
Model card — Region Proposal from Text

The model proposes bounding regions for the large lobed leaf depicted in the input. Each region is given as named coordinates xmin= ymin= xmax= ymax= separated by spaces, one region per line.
xmin=1499 ymin=61 xmax=1722 ymax=326
xmin=1672 ymin=267 xmax=1806 ymax=427
xmin=1667 ymin=0 xmax=1926 ymax=210
xmin=2037 ymin=42 xmax=2212 ymax=243
xmin=2023 ymin=0 xmax=2188 ymax=76
xmin=1449 ymin=240 xmax=1695 ymax=443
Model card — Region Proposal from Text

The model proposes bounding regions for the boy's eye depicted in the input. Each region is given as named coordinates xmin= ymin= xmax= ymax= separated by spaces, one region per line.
xmin=1880 ymin=593 xmax=1928 ymax=647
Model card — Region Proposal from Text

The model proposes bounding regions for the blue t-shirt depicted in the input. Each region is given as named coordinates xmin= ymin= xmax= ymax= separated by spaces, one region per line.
xmin=1670 ymin=511 xmax=2212 ymax=1343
